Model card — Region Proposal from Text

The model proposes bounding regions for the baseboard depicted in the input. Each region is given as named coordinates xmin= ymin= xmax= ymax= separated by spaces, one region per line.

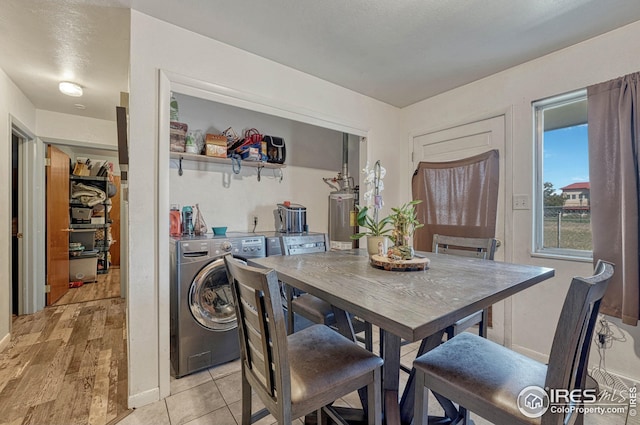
xmin=510 ymin=343 xmax=549 ymax=364
xmin=128 ymin=387 xmax=160 ymax=409
xmin=0 ymin=332 xmax=10 ymax=352
xmin=513 ymin=343 xmax=639 ymax=393
xmin=589 ymin=367 xmax=639 ymax=392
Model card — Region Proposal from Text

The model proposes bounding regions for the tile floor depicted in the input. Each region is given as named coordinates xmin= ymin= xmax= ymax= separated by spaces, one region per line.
xmin=117 ymin=331 xmax=631 ymax=425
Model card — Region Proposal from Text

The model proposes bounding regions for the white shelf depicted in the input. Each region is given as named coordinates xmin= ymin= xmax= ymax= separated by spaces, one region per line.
xmin=170 ymin=152 xmax=286 ymax=169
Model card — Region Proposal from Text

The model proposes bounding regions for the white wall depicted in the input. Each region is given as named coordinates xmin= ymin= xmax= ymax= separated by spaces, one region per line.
xmin=36 ymin=110 xmax=117 ymax=147
xmin=128 ymin=10 xmax=401 ymax=407
xmin=401 ymin=21 xmax=640 ymax=383
xmin=0 ymin=67 xmax=37 ymax=351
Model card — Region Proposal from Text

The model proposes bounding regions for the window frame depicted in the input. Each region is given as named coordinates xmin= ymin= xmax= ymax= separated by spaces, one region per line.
xmin=532 ymin=89 xmax=593 ymax=262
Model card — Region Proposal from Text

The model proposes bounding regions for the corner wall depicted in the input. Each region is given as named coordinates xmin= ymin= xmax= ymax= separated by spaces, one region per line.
xmin=0 ymin=67 xmax=36 ymax=350
xmin=128 ymin=10 xmax=402 ymax=407
xmin=401 ymin=20 xmax=640 ymax=382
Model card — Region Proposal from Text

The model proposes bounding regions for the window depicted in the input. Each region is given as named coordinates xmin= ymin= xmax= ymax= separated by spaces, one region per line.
xmin=533 ymin=90 xmax=592 ymax=259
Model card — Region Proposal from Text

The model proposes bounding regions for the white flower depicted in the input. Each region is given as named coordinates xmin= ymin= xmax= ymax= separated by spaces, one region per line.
xmin=361 ymin=160 xmax=385 ymax=208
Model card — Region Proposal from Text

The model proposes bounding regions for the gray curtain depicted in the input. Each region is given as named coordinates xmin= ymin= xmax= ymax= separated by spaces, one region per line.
xmin=588 ymin=72 xmax=640 ymax=326
xmin=411 ymin=150 xmax=499 ymax=252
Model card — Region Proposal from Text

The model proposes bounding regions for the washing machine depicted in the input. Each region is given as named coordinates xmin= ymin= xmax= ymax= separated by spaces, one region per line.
xmin=169 ymin=232 xmax=265 ymax=378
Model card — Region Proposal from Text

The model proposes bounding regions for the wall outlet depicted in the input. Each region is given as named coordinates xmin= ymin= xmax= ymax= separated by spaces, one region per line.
xmin=513 ymin=194 xmax=530 ymax=210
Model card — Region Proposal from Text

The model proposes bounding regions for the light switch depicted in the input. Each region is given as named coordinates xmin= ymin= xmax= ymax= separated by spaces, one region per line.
xmin=513 ymin=194 xmax=529 ymax=210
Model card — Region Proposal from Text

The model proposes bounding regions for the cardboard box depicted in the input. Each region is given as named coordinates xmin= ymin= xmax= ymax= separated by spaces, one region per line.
xmin=205 ymin=134 xmax=227 ymax=158
xmin=170 ymin=122 xmax=188 ymax=152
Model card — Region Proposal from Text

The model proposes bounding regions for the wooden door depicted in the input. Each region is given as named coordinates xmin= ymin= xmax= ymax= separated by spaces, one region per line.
xmin=412 ymin=115 xmax=506 ymax=260
xmin=109 ymin=176 xmax=121 ymax=266
xmin=46 ymin=145 xmax=70 ymax=305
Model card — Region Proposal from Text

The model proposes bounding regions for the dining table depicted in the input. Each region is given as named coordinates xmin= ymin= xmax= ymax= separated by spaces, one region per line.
xmin=248 ymin=249 xmax=554 ymax=425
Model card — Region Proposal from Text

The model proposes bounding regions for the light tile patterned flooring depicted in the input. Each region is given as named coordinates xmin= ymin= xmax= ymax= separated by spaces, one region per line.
xmin=2 ymin=298 xmax=631 ymax=425
xmin=117 ymin=328 xmax=630 ymax=425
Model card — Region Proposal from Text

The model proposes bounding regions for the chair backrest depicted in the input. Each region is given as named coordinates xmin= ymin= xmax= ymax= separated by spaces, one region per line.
xmin=543 ymin=260 xmax=614 ymax=425
xmin=224 ymin=255 xmax=291 ymax=413
xmin=432 ymin=234 xmax=497 ymax=260
xmin=281 ymin=233 xmax=329 ymax=256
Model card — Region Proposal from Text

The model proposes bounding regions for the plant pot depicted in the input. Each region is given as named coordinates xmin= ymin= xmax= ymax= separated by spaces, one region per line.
xmin=367 ymin=236 xmax=389 ymax=256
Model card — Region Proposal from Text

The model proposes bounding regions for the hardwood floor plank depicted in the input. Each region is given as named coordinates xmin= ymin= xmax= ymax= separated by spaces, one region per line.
xmin=54 ymin=268 xmax=121 ymax=306
xmin=0 ymin=289 xmax=128 ymax=425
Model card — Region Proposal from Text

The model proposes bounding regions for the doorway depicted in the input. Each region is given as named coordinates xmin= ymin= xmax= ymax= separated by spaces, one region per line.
xmin=44 ymin=142 xmax=123 ymax=307
xmin=412 ymin=114 xmax=511 ymax=345
xmin=11 ymin=133 xmax=20 ymax=315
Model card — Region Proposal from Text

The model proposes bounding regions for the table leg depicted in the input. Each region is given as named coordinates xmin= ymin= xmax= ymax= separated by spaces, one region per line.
xmin=400 ymin=329 xmax=462 ymax=425
xmin=381 ymin=330 xmax=402 ymax=425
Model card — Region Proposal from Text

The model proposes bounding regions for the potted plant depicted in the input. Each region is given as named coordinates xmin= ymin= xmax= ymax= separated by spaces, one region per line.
xmin=387 ymin=200 xmax=424 ymax=260
xmin=350 ymin=160 xmax=391 ymax=255
xmin=351 ymin=205 xmax=393 ymax=255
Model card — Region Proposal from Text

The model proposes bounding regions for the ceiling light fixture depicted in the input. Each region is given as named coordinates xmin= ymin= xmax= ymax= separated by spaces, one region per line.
xmin=59 ymin=81 xmax=83 ymax=97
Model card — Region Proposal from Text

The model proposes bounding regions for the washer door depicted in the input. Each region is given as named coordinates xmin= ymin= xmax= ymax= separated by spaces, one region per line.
xmin=189 ymin=257 xmax=238 ymax=331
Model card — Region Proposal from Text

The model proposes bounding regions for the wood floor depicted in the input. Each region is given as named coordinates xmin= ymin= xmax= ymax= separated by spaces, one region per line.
xmin=55 ymin=267 xmax=121 ymax=306
xmin=0 ymin=290 xmax=128 ymax=425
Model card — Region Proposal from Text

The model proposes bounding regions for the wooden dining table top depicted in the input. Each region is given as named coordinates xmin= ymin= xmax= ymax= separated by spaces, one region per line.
xmin=249 ymin=249 xmax=555 ymax=342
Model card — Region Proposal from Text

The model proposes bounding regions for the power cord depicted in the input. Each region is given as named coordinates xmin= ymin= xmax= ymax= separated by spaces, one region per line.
xmin=590 ymin=315 xmax=628 ymax=393
xmin=252 ymin=216 xmax=258 ymax=233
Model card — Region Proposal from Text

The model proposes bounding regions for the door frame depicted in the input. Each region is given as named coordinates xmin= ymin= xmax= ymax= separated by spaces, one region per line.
xmin=10 ymin=116 xmax=41 ymax=316
xmin=407 ymin=107 xmax=515 ymax=346
xmin=22 ymin=135 xmax=119 ymax=314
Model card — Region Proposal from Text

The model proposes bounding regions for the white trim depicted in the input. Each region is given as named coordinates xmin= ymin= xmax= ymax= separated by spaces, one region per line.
xmin=511 ymin=343 xmax=549 ymax=364
xmin=157 ymin=71 xmax=171 ymax=400
xmin=128 ymin=387 xmax=160 ymax=409
xmin=532 ymin=90 xmax=590 ymax=260
xmin=164 ymin=70 xmax=368 ymax=137
xmin=40 ymin=137 xmax=118 ymax=151
xmin=10 ymin=116 xmax=43 ymax=315
xmin=0 ymin=332 xmax=10 ymax=352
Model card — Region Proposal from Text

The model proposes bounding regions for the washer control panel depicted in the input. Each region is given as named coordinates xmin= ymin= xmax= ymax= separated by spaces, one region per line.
xmin=211 ymin=235 xmax=265 ymax=258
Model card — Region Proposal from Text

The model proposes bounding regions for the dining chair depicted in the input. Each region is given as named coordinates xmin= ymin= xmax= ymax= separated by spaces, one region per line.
xmin=432 ymin=234 xmax=498 ymax=338
xmin=286 ymin=243 xmax=374 ymax=351
xmin=413 ymin=260 xmax=614 ymax=425
xmin=224 ymin=255 xmax=383 ymax=425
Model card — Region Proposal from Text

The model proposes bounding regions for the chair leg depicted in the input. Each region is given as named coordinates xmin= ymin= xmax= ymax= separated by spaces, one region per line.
xmin=413 ymin=369 xmax=428 ymax=425
xmin=478 ymin=308 xmax=488 ymax=338
xmin=286 ymin=284 xmax=295 ymax=335
xmin=364 ymin=321 xmax=373 ymax=352
xmin=458 ymin=405 xmax=471 ymax=424
xmin=241 ymin=368 xmax=252 ymax=425
xmin=368 ymin=368 xmax=382 ymax=425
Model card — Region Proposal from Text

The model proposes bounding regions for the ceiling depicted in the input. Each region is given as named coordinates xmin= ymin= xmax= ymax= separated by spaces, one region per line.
xmin=1 ymin=0 xmax=640 ymax=122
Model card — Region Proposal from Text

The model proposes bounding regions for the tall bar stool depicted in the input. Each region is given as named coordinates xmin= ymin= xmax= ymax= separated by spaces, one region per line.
xmin=224 ymin=255 xmax=383 ymax=425
xmin=413 ymin=260 xmax=614 ymax=425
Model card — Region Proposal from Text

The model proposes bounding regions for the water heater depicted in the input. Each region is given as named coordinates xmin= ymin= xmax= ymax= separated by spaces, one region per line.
xmin=328 ymin=189 xmax=357 ymax=250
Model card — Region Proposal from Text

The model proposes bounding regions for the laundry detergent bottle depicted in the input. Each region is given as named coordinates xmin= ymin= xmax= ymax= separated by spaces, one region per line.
xmin=182 ymin=205 xmax=194 ymax=236
xmin=170 ymin=204 xmax=181 ymax=236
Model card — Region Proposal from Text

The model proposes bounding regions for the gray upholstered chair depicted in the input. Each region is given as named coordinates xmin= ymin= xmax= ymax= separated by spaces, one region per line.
xmin=413 ymin=260 xmax=614 ymax=425
xmin=432 ymin=234 xmax=497 ymax=338
xmin=286 ymin=242 xmax=373 ymax=351
xmin=224 ymin=255 xmax=383 ymax=425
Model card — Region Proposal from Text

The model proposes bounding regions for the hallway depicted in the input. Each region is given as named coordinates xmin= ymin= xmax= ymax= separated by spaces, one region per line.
xmin=0 ymin=295 xmax=128 ymax=425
